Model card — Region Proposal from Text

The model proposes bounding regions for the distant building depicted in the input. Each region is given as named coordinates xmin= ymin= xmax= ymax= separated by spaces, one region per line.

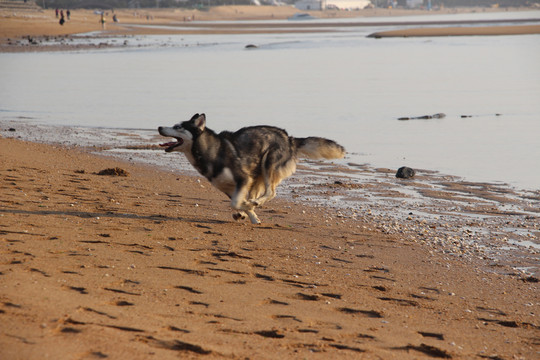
xmin=406 ymin=0 xmax=423 ymax=7
xmin=295 ymin=0 xmax=322 ymax=10
xmin=325 ymin=0 xmax=372 ymax=9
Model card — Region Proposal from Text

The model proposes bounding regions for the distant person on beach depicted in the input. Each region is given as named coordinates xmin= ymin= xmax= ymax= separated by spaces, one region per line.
xmin=66 ymin=10 xmax=70 ymax=20
xmin=55 ymin=8 xmax=59 ymax=18
xmin=100 ymin=13 xmax=106 ymax=29
xmin=59 ymin=14 xmax=65 ymax=26
xmin=113 ymin=14 xmax=118 ymax=23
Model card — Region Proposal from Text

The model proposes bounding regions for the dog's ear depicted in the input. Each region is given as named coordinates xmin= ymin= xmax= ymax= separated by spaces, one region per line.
xmin=194 ymin=113 xmax=206 ymax=131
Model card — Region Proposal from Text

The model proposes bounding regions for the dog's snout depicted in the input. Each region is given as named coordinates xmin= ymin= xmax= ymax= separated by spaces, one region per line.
xmin=158 ymin=126 xmax=163 ymax=131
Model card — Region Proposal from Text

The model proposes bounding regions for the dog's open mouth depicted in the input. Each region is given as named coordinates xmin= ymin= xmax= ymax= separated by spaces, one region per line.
xmin=159 ymin=138 xmax=183 ymax=152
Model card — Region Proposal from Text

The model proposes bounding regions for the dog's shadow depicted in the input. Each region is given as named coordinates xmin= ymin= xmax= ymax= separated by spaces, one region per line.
xmin=0 ymin=208 xmax=229 ymax=226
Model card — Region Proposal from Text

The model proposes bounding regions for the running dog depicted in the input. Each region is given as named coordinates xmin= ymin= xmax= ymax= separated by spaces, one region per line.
xmin=158 ymin=113 xmax=345 ymax=224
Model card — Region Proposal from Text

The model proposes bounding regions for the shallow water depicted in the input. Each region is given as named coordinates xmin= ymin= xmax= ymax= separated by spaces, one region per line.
xmin=1 ymin=11 xmax=540 ymax=189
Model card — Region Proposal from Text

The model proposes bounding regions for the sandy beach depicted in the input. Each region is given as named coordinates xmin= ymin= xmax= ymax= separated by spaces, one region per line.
xmin=1 ymin=5 xmax=540 ymax=51
xmin=1 ymin=131 xmax=539 ymax=359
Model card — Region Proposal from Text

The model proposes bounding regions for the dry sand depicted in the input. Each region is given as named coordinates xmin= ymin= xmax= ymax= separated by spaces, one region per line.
xmin=1 ymin=5 xmax=540 ymax=51
xmin=1 ymin=136 xmax=539 ymax=359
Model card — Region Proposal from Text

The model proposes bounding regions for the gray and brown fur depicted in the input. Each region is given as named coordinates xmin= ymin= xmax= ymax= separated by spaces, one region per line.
xmin=158 ymin=113 xmax=345 ymax=224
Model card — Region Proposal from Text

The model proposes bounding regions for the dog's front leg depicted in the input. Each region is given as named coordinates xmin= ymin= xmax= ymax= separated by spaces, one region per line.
xmin=230 ymin=181 xmax=252 ymax=211
xmin=232 ymin=210 xmax=260 ymax=224
xmin=231 ymin=182 xmax=261 ymax=224
xmin=232 ymin=211 xmax=260 ymax=224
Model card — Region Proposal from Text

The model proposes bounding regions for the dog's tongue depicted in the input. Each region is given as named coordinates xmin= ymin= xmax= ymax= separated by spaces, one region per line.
xmin=160 ymin=142 xmax=176 ymax=147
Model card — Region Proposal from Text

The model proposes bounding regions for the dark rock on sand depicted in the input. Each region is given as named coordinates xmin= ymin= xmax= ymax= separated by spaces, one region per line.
xmin=461 ymin=113 xmax=502 ymax=118
xmin=398 ymin=113 xmax=446 ymax=121
xmin=396 ymin=167 xmax=415 ymax=179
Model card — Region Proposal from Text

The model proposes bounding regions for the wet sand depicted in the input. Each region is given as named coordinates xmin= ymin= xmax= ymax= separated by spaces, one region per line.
xmin=1 ymin=131 xmax=539 ymax=359
xmin=368 ymin=24 xmax=540 ymax=37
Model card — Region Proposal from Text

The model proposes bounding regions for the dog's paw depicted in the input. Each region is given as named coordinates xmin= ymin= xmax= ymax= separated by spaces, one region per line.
xmin=247 ymin=211 xmax=261 ymax=225
xmin=232 ymin=212 xmax=246 ymax=221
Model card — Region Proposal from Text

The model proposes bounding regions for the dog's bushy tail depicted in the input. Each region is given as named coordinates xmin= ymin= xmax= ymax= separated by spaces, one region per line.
xmin=295 ymin=137 xmax=346 ymax=160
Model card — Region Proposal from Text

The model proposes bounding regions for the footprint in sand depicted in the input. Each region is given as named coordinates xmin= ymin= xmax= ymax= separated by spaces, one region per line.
xmin=64 ymin=285 xmax=88 ymax=295
xmin=378 ymin=297 xmax=419 ymax=307
xmin=112 ymin=300 xmax=134 ymax=306
xmin=418 ymin=331 xmax=445 ymax=340
xmin=272 ymin=314 xmax=302 ymax=323
xmin=263 ymin=299 xmax=289 ymax=306
xmin=176 ymin=285 xmax=203 ymax=294
xmin=337 ymin=307 xmax=383 ymax=318
xmin=136 ymin=335 xmax=212 ymax=355
xmin=254 ymin=329 xmax=285 ymax=338
xmin=394 ymin=344 xmax=452 ymax=359
xmin=103 ymin=287 xmax=141 ymax=296
xmin=189 ymin=301 xmax=209 ymax=308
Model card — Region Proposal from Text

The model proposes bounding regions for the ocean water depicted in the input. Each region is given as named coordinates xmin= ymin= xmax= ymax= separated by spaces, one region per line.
xmin=1 ymin=11 xmax=539 ymax=190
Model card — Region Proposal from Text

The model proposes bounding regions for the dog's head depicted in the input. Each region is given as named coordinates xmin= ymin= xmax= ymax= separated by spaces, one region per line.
xmin=158 ymin=113 xmax=206 ymax=153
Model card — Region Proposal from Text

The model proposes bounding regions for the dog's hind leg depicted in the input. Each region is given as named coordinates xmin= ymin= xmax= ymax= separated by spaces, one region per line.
xmin=251 ymin=157 xmax=296 ymax=207
xmin=249 ymin=151 xmax=276 ymax=207
xmin=245 ymin=210 xmax=260 ymax=224
xmin=249 ymin=172 xmax=274 ymax=207
xmin=250 ymin=186 xmax=276 ymax=207
xmin=248 ymin=181 xmax=273 ymax=207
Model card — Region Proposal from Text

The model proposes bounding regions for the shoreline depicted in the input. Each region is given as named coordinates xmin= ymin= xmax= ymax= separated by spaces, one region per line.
xmin=0 ymin=135 xmax=539 ymax=359
xmin=1 ymin=6 xmax=540 ymax=52
xmin=2 ymin=120 xmax=539 ymax=278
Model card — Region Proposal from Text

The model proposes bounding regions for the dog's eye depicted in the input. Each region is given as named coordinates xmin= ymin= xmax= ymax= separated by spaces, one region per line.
xmin=173 ymin=125 xmax=182 ymax=130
